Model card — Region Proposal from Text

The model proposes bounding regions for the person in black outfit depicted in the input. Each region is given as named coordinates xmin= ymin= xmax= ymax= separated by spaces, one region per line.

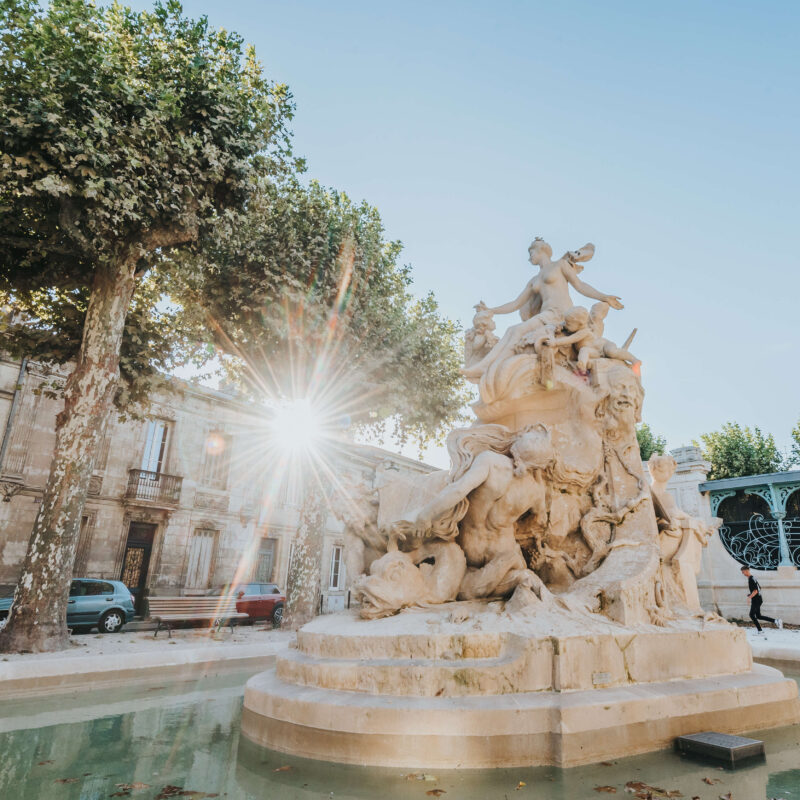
xmin=741 ymin=566 xmax=783 ymax=633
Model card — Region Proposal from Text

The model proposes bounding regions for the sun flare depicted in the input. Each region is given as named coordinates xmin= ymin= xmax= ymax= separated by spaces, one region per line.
xmin=268 ymin=397 xmax=324 ymax=455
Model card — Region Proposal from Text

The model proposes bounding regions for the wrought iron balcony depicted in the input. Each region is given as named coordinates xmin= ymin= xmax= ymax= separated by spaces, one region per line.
xmin=125 ymin=469 xmax=183 ymax=506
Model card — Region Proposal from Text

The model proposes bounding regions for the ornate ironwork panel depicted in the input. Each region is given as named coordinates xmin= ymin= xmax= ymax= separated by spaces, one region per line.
xmin=776 ymin=484 xmax=800 ymax=515
xmin=125 ymin=469 xmax=182 ymax=506
xmin=784 ymin=516 xmax=800 ymax=567
xmin=718 ymin=514 xmax=780 ymax=570
xmin=121 ymin=546 xmax=146 ymax=588
xmin=710 ymin=490 xmax=736 ymax=517
xmin=746 ymin=485 xmax=777 ymax=514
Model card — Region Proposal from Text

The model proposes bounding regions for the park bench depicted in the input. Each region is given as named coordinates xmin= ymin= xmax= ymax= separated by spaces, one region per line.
xmin=148 ymin=596 xmax=248 ymax=638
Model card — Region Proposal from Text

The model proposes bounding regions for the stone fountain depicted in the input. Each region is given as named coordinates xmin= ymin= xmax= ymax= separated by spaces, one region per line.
xmin=242 ymin=239 xmax=800 ymax=768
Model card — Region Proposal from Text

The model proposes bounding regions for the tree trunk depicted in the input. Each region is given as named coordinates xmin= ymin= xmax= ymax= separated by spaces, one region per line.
xmin=0 ymin=259 xmax=138 ymax=653
xmin=283 ymin=484 xmax=327 ymax=630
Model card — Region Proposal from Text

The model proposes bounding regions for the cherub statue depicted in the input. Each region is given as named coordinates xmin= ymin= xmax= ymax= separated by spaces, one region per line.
xmin=580 ymin=302 xmax=640 ymax=373
xmin=464 ymin=302 xmax=499 ymax=368
xmin=528 ymin=303 xmax=640 ymax=375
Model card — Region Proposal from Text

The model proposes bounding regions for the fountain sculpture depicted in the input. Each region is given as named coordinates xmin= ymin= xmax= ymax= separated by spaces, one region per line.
xmin=242 ymin=239 xmax=800 ymax=768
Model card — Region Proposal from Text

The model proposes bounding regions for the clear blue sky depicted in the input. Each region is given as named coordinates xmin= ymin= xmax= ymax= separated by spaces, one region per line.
xmin=137 ymin=0 xmax=799 ymax=466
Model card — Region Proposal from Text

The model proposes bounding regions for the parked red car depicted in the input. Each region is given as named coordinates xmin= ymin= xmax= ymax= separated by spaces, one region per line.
xmin=226 ymin=582 xmax=284 ymax=626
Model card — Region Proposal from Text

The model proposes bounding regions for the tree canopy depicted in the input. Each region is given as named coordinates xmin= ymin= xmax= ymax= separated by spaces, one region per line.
xmin=636 ymin=422 xmax=667 ymax=462
xmin=697 ymin=422 xmax=785 ymax=480
xmin=0 ymin=0 xmax=296 ymax=405
xmin=165 ymin=178 xmax=468 ymax=447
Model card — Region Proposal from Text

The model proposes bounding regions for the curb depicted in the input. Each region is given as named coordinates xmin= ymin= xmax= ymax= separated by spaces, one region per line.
xmin=0 ymin=640 xmax=289 ymax=699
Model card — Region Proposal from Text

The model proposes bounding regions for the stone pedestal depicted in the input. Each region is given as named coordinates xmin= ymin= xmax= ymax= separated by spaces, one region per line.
xmin=241 ymin=606 xmax=800 ymax=768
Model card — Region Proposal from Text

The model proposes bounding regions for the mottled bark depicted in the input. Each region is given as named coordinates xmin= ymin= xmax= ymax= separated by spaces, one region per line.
xmin=283 ymin=485 xmax=327 ymax=630
xmin=0 ymin=259 xmax=138 ymax=653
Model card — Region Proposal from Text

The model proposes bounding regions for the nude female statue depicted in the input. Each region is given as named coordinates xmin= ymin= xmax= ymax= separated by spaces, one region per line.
xmin=461 ymin=239 xmax=623 ymax=380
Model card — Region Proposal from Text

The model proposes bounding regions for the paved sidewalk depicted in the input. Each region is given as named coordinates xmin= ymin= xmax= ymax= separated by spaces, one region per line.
xmin=0 ymin=625 xmax=292 ymax=698
xmin=745 ymin=626 xmax=800 ymax=672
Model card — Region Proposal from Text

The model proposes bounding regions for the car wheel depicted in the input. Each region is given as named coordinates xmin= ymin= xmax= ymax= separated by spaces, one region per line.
xmin=99 ymin=610 xmax=124 ymax=634
xmin=272 ymin=604 xmax=284 ymax=628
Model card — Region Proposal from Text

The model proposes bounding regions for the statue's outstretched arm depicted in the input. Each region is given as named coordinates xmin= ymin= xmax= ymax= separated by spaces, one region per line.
xmin=487 ymin=283 xmax=532 ymax=316
xmin=562 ymin=263 xmax=623 ymax=309
xmin=413 ymin=455 xmax=492 ymax=529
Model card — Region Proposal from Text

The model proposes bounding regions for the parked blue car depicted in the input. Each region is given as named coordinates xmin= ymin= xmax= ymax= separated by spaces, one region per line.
xmin=0 ymin=578 xmax=135 ymax=634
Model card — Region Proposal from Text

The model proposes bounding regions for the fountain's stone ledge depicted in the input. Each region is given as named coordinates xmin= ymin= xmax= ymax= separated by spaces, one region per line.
xmin=241 ymin=604 xmax=800 ymax=768
xmin=281 ymin=605 xmax=749 ymax=695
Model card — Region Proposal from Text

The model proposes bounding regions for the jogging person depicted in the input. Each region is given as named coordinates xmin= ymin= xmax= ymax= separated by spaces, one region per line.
xmin=741 ymin=566 xmax=783 ymax=633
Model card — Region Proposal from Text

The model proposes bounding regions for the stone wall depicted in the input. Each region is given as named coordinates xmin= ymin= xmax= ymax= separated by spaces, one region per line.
xmin=657 ymin=446 xmax=800 ymax=625
xmin=0 ymin=357 xmax=433 ymax=612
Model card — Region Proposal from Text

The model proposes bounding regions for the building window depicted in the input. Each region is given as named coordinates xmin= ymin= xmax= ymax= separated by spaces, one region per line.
xmin=73 ymin=514 xmax=95 ymax=575
xmin=185 ymin=528 xmax=218 ymax=589
xmin=329 ymin=545 xmax=343 ymax=590
xmin=254 ymin=538 xmax=277 ymax=583
xmin=278 ymin=470 xmax=301 ymax=507
xmin=141 ymin=420 xmax=169 ymax=474
xmin=201 ymin=432 xmax=231 ymax=490
xmin=93 ymin=427 xmax=112 ymax=473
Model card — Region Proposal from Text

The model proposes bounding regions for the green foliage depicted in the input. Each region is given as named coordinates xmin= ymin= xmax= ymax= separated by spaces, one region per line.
xmin=697 ymin=422 xmax=786 ymax=480
xmin=0 ymin=0 xmax=296 ymax=405
xmin=786 ymin=418 xmax=800 ymax=470
xmin=636 ymin=422 xmax=667 ymax=462
xmin=166 ymin=178 xmax=468 ymax=446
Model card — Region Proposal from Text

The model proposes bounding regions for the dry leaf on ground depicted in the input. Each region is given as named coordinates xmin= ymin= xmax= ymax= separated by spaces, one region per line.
xmin=426 ymin=791 xmax=446 ymax=797
xmin=273 ymin=766 xmax=292 ymax=772
xmin=516 ymin=782 xmax=526 ymax=790
xmin=595 ymin=788 xmax=617 ymax=794
xmin=719 ymin=794 xmax=732 ymax=800
xmin=703 ymin=778 xmax=720 ymax=785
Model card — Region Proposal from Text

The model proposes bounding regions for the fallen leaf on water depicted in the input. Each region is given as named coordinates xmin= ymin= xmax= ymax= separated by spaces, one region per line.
xmin=37 ymin=760 xmax=54 ymax=766
xmin=115 ymin=784 xmax=150 ymax=791
xmin=595 ymin=788 xmax=617 ymax=794
xmin=623 ymin=782 xmax=681 ymax=798
xmin=154 ymin=788 xmax=186 ymax=800
xmin=109 ymin=793 xmax=131 ymax=799
xmin=55 ymin=778 xmax=79 ymax=784
xmin=516 ymin=782 xmax=526 ymax=790
xmin=273 ymin=766 xmax=292 ymax=772
xmin=426 ymin=791 xmax=446 ymax=798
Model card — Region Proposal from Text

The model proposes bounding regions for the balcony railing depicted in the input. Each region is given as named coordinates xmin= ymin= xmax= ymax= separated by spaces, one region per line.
xmin=125 ymin=469 xmax=183 ymax=506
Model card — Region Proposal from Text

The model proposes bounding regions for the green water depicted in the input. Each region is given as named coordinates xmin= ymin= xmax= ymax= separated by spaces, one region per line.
xmin=2 ymin=673 xmax=799 ymax=800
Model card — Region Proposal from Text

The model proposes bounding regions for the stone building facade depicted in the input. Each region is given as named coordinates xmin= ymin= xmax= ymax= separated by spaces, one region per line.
xmin=0 ymin=357 xmax=432 ymax=614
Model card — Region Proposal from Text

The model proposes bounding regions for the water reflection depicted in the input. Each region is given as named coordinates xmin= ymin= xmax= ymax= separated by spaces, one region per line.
xmin=0 ymin=674 xmax=798 ymax=800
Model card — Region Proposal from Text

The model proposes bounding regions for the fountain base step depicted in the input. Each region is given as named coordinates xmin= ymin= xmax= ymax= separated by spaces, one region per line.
xmin=241 ymin=663 xmax=799 ymax=768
